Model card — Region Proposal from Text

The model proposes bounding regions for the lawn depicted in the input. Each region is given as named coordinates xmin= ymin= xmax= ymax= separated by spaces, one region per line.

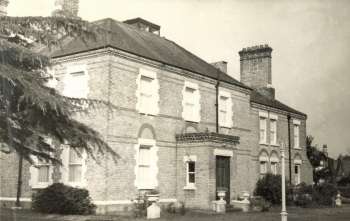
xmin=1 ymin=205 xmax=350 ymax=221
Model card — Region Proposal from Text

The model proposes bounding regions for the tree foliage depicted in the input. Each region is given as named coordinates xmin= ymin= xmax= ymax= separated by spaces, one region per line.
xmin=0 ymin=16 xmax=116 ymax=163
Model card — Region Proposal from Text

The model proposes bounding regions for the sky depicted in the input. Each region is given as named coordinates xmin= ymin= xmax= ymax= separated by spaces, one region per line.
xmin=7 ymin=0 xmax=350 ymax=157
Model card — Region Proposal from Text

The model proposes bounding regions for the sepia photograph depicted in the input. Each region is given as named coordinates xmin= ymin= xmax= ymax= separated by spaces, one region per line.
xmin=0 ymin=0 xmax=349 ymax=220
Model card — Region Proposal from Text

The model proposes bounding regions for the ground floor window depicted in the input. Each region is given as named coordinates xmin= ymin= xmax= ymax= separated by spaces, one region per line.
xmin=271 ymin=162 xmax=278 ymax=175
xmin=260 ymin=161 xmax=267 ymax=178
xmin=186 ymin=161 xmax=196 ymax=186
xmin=294 ymin=164 xmax=301 ymax=185
xmin=68 ymin=148 xmax=83 ymax=183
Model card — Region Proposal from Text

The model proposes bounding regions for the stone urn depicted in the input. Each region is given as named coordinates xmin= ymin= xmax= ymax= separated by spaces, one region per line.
xmin=217 ymin=190 xmax=226 ymax=201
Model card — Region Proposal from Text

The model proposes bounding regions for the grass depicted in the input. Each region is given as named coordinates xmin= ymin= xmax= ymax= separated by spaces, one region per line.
xmin=1 ymin=205 xmax=350 ymax=221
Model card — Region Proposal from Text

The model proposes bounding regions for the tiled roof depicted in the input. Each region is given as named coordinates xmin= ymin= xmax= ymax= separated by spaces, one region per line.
xmin=52 ymin=18 xmax=306 ymax=117
xmin=51 ymin=18 xmax=249 ymax=90
xmin=250 ymin=90 xmax=307 ymax=117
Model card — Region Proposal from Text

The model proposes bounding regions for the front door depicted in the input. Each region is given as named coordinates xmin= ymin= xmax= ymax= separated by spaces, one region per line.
xmin=216 ymin=156 xmax=230 ymax=203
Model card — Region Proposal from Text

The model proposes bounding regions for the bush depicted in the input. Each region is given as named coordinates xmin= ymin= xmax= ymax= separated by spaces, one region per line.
xmin=254 ymin=173 xmax=284 ymax=205
xmin=250 ymin=196 xmax=271 ymax=212
xmin=338 ymin=186 xmax=350 ymax=198
xmin=293 ymin=182 xmax=314 ymax=207
xmin=166 ymin=202 xmax=186 ymax=215
xmin=32 ymin=183 xmax=96 ymax=215
xmin=131 ymin=192 xmax=150 ymax=217
xmin=312 ymin=183 xmax=337 ymax=206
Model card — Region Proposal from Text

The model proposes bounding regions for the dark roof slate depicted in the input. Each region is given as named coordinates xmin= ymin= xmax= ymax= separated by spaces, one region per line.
xmin=52 ymin=18 xmax=249 ymax=89
xmin=250 ymin=90 xmax=307 ymax=117
xmin=52 ymin=18 xmax=306 ymax=117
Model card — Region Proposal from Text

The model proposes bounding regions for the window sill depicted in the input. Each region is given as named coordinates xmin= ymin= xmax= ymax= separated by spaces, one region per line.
xmin=270 ymin=143 xmax=280 ymax=147
xmin=67 ymin=182 xmax=87 ymax=188
xmin=184 ymin=119 xmax=199 ymax=124
xmin=139 ymin=112 xmax=158 ymax=117
xmin=294 ymin=147 xmax=302 ymax=150
xmin=183 ymin=185 xmax=196 ymax=190
xmin=32 ymin=183 xmax=51 ymax=189
xmin=220 ymin=125 xmax=232 ymax=129
xmin=259 ymin=142 xmax=268 ymax=146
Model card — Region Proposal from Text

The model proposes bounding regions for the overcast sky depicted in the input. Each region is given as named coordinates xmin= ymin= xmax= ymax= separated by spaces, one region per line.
xmin=8 ymin=0 xmax=350 ymax=157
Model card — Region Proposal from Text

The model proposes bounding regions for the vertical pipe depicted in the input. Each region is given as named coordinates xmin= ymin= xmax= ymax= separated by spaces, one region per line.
xmin=15 ymin=154 xmax=23 ymax=207
xmin=215 ymin=70 xmax=220 ymax=133
xmin=281 ymin=143 xmax=288 ymax=221
xmin=287 ymin=115 xmax=292 ymax=184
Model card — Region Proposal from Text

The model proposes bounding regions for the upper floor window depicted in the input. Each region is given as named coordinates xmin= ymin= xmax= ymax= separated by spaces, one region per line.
xmin=219 ymin=90 xmax=233 ymax=128
xmin=137 ymin=68 xmax=159 ymax=115
xmin=293 ymin=119 xmax=301 ymax=149
xmin=63 ymin=65 xmax=89 ymax=98
xmin=259 ymin=112 xmax=268 ymax=144
xmin=269 ymin=114 xmax=278 ymax=145
xmin=182 ymin=81 xmax=200 ymax=122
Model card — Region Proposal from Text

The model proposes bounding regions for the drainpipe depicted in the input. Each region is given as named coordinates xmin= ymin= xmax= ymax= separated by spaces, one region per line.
xmin=15 ymin=154 xmax=23 ymax=207
xmin=215 ymin=69 xmax=220 ymax=134
xmin=287 ymin=115 xmax=292 ymax=184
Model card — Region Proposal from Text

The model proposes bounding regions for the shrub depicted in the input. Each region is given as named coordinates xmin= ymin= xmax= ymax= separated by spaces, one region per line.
xmin=293 ymin=183 xmax=314 ymax=207
xmin=338 ymin=186 xmax=350 ymax=198
xmin=32 ymin=183 xmax=96 ymax=215
xmin=249 ymin=196 xmax=271 ymax=212
xmin=254 ymin=173 xmax=284 ymax=205
xmin=166 ymin=202 xmax=186 ymax=215
xmin=312 ymin=183 xmax=337 ymax=206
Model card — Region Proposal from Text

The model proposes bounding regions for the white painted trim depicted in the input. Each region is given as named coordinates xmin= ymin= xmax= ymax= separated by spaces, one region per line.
xmin=183 ymin=155 xmax=197 ymax=162
xmin=214 ymin=149 xmax=233 ymax=157
xmin=134 ymin=138 xmax=158 ymax=189
xmin=0 ymin=197 xmax=32 ymax=202
xmin=136 ymin=68 xmax=159 ymax=115
xmin=60 ymin=146 xmax=88 ymax=188
xmin=269 ymin=113 xmax=278 ymax=120
xmin=92 ymin=198 xmax=177 ymax=205
xmin=218 ymin=89 xmax=233 ymax=128
xmin=182 ymin=81 xmax=201 ymax=123
xmin=293 ymin=119 xmax=301 ymax=125
xmin=294 ymin=159 xmax=302 ymax=164
xmin=259 ymin=111 xmax=268 ymax=118
xmin=270 ymin=156 xmax=279 ymax=163
xmin=63 ymin=64 xmax=89 ymax=98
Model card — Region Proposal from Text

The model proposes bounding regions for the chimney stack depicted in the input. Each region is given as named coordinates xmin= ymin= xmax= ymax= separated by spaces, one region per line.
xmin=123 ymin=18 xmax=161 ymax=35
xmin=239 ymin=44 xmax=275 ymax=99
xmin=52 ymin=0 xmax=79 ymax=18
xmin=211 ymin=61 xmax=228 ymax=74
xmin=0 ymin=0 xmax=9 ymax=16
xmin=322 ymin=144 xmax=328 ymax=157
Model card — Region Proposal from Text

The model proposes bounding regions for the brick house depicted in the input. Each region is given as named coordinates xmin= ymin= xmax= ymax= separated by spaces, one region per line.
xmin=0 ymin=17 xmax=313 ymax=213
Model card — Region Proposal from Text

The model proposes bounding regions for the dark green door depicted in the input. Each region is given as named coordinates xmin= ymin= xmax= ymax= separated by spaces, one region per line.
xmin=216 ymin=156 xmax=230 ymax=203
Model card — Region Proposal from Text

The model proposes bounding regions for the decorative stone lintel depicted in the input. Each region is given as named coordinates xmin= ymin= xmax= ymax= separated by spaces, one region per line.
xmin=175 ymin=132 xmax=239 ymax=144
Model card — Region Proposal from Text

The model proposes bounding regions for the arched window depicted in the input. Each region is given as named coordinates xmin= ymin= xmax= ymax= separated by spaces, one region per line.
xmin=259 ymin=151 xmax=269 ymax=178
xmin=270 ymin=152 xmax=279 ymax=175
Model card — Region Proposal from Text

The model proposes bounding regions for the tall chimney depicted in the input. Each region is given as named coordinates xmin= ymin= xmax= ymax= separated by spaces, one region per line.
xmin=52 ymin=0 xmax=79 ymax=18
xmin=322 ymin=144 xmax=328 ymax=157
xmin=239 ymin=44 xmax=275 ymax=99
xmin=0 ymin=0 xmax=9 ymax=16
xmin=211 ymin=61 xmax=228 ymax=74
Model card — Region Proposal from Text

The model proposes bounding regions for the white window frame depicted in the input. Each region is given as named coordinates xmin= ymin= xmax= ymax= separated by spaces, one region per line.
xmin=269 ymin=114 xmax=278 ymax=145
xmin=134 ymin=138 xmax=158 ymax=190
xmin=63 ymin=64 xmax=89 ymax=99
xmin=259 ymin=152 xmax=269 ymax=178
xmin=294 ymin=164 xmax=301 ymax=185
xmin=60 ymin=146 xmax=87 ymax=188
xmin=136 ymin=68 xmax=159 ymax=115
xmin=293 ymin=119 xmax=301 ymax=149
xmin=270 ymin=153 xmax=279 ymax=175
xmin=218 ymin=90 xmax=233 ymax=128
xmin=182 ymin=81 xmax=201 ymax=123
xmin=183 ymin=155 xmax=197 ymax=190
xmin=259 ymin=112 xmax=268 ymax=144
xmin=29 ymin=138 xmax=54 ymax=189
